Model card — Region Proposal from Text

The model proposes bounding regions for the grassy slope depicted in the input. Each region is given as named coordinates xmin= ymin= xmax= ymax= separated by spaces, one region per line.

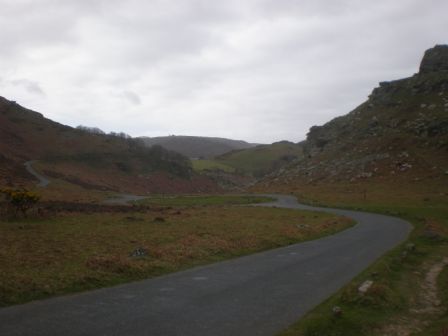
xmin=216 ymin=142 xmax=303 ymax=177
xmin=0 ymin=196 xmax=353 ymax=306
xmin=0 ymin=97 xmax=219 ymax=194
xmin=32 ymin=159 xmax=220 ymax=195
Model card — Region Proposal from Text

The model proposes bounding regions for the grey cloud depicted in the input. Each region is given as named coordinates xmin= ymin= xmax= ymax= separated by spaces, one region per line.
xmin=10 ymin=79 xmax=45 ymax=96
xmin=0 ymin=0 xmax=447 ymax=143
xmin=122 ymin=91 xmax=141 ymax=105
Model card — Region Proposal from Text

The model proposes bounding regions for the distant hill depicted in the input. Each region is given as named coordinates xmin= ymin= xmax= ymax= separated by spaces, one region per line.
xmin=255 ymin=45 xmax=448 ymax=191
xmin=139 ymin=135 xmax=257 ymax=158
xmin=0 ymin=97 xmax=219 ymax=194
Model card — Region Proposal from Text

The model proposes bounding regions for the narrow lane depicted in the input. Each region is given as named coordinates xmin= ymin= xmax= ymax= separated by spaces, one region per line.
xmin=24 ymin=160 xmax=50 ymax=187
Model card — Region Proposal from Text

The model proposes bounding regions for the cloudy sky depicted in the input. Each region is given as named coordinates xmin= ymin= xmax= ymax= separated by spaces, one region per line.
xmin=1 ymin=0 xmax=447 ymax=143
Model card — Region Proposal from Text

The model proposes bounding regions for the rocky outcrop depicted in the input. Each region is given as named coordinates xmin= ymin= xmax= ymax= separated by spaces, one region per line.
xmin=419 ymin=44 xmax=448 ymax=73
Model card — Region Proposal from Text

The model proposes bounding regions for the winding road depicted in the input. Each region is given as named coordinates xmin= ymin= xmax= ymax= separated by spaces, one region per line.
xmin=102 ymin=194 xmax=149 ymax=205
xmin=0 ymin=195 xmax=411 ymax=336
xmin=24 ymin=161 xmax=50 ymax=187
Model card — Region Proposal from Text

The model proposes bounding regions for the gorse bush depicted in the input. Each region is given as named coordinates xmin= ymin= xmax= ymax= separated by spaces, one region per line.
xmin=0 ymin=188 xmax=40 ymax=217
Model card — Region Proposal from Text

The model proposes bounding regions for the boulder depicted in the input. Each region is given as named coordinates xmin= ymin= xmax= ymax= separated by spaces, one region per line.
xmin=358 ymin=280 xmax=374 ymax=294
xmin=130 ymin=247 xmax=148 ymax=257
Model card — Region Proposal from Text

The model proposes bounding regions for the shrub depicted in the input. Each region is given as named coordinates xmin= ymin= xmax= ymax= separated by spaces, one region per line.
xmin=0 ymin=188 xmax=40 ymax=217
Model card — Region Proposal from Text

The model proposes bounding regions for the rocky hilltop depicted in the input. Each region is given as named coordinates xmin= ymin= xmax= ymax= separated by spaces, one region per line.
xmin=257 ymin=45 xmax=448 ymax=190
xmin=420 ymin=44 xmax=448 ymax=73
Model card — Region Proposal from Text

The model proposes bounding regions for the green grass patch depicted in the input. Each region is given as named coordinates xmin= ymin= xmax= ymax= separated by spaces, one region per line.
xmin=0 ymin=205 xmax=352 ymax=306
xmin=191 ymin=159 xmax=235 ymax=172
xmin=134 ymin=194 xmax=274 ymax=206
xmin=217 ymin=142 xmax=303 ymax=177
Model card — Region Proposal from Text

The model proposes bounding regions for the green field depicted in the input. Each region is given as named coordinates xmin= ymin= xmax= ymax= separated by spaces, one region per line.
xmin=191 ymin=159 xmax=235 ymax=172
xmin=134 ymin=194 xmax=274 ymax=206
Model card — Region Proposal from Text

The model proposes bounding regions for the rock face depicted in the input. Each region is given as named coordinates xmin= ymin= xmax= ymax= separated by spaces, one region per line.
xmin=419 ymin=44 xmax=448 ymax=73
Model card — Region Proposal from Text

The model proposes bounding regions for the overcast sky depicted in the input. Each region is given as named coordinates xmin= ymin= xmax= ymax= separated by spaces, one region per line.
xmin=1 ymin=0 xmax=447 ymax=143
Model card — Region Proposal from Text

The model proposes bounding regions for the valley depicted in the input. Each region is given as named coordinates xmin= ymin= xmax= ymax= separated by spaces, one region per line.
xmin=0 ymin=45 xmax=447 ymax=336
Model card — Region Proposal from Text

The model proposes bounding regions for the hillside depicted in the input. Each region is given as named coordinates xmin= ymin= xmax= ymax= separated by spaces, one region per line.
xmin=0 ymin=97 xmax=219 ymax=195
xmin=255 ymin=45 xmax=448 ymax=193
xmin=187 ymin=141 xmax=303 ymax=190
xmin=139 ymin=135 xmax=257 ymax=159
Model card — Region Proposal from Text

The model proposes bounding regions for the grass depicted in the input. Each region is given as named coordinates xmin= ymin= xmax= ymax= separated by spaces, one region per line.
xmin=191 ymin=159 xmax=235 ymax=173
xmin=28 ymin=170 xmax=111 ymax=203
xmin=217 ymin=142 xmax=303 ymax=177
xmin=0 ymin=204 xmax=352 ymax=307
xmin=133 ymin=194 xmax=274 ymax=206
xmin=273 ymin=181 xmax=448 ymax=336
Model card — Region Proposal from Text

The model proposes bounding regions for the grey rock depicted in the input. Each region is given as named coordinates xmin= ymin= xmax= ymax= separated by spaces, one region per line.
xmin=358 ymin=280 xmax=373 ymax=294
xmin=419 ymin=45 xmax=448 ymax=73
xmin=406 ymin=243 xmax=416 ymax=251
xmin=130 ymin=247 xmax=148 ymax=257
xmin=332 ymin=306 xmax=343 ymax=317
xmin=422 ymin=230 xmax=442 ymax=241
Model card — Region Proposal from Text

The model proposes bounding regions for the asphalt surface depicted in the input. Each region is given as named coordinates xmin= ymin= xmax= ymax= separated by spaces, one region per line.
xmin=102 ymin=194 xmax=148 ymax=205
xmin=0 ymin=195 xmax=411 ymax=336
xmin=24 ymin=160 xmax=50 ymax=187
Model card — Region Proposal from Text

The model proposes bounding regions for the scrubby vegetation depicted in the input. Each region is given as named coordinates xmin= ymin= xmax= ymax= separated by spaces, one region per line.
xmin=0 ymin=188 xmax=40 ymax=217
xmin=46 ymin=143 xmax=192 ymax=178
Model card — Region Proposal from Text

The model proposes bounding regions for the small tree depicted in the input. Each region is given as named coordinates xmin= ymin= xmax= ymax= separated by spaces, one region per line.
xmin=0 ymin=188 xmax=40 ymax=217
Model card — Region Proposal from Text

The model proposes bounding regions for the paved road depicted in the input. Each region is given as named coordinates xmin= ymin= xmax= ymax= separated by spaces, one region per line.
xmin=24 ymin=160 xmax=50 ymax=187
xmin=0 ymin=195 xmax=411 ymax=336
xmin=102 ymin=194 xmax=148 ymax=205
